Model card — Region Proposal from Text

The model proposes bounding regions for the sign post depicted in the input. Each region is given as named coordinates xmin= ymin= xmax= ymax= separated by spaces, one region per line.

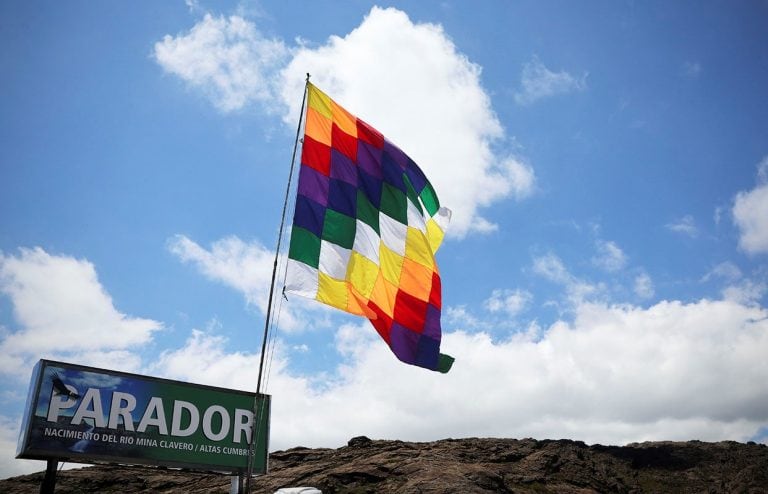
xmin=17 ymin=360 xmax=270 ymax=478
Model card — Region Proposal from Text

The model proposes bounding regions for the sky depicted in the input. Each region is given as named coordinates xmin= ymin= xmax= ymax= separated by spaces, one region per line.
xmin=2 ymin=0 xmax=768 ymax=478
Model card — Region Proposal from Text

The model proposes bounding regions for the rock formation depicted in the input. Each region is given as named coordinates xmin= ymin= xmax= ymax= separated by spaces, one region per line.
xmin=2 ymin=437 xmax=767 ymax=493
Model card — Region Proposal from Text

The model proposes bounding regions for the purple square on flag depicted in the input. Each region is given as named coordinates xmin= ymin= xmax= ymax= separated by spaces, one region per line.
xmin=357 ymin=140 xmax=383 ymax=179
xmin=415 ymin=334 xmax=440 ymax=370
xmin=404 ymin=158 xmax=428 ymax=194
xmin=389 ymin=322 xmax=419 ymax=365
xmin=293 ymin=194 xmax=326 ymax=238
xmin=382 ymin=151 xmax=406 ymax=192
xmin=298 ymin=165 xmax=329 ymax=206
xmin=358 ymin=168 xmax=383 ymax=209
xmin=383 ymin=139 xmax=409 ymax=169
xmin=422 ymin=304 xmax=441 ymax=339
xmin=327 ymin=178 xmax=357 ymax=217
xmin=330 ymin=149 xmax=358 ymax=186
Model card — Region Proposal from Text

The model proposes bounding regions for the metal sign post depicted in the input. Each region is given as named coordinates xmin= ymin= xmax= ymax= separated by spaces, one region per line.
xmin=40 ymin=459 xmax=57 ymax=494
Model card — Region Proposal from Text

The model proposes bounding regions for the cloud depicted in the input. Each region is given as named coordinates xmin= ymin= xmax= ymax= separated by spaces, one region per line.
xmin=703 ymin=261 xmax=743 ymax=283
xmin=666 ymin=214 xmax=699 ymax=237
xmin=154 ymin=296 xmax=768 ymax=450
xmin=279 ymin=7 xmax=534 ymax=236
xmin=633 ymin=272 xmax=654 ymax=299
xmin=154 ymin=13 xmax=288 ymax=112
xmin=532 ymin=253 xmax=601 ymax=305
xmin=0 ymin=415 xmax=41 ymax=477
xmin=733 ymin=156 xmax=768 ymax=254
xmin=155 ymin=7 xmax=535 ymax=237
xmin=444 ymin=305 xmax=485 ymax=330
xmin=151 ymin=329 xmax=262 ymax=389
xmin=168 ymin=234 xmax=274 ymax=308
xmin=152 ymin=328 xmax=335 ymax=448
xmin=514 ymin=56 xmax=587 ymax=105
xmin=168 ymin=234 xmax=321 ymax=331
xmin=484 ymin=288 xmax=533 ymax=317
xmin=0 ymin=248 xmax=162 ymax=377
xmin=722 ymin=279 xmax=767 ymax=305
xmin=592 ymin=240 xmax=627 ymax=272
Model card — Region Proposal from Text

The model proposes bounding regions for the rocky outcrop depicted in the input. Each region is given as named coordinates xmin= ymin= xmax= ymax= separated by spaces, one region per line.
xmin=2 ymin=437 xmax=767 ymax=493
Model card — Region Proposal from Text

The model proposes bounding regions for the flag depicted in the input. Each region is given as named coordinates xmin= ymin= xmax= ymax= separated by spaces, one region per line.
xmin=285 ymin=83 xmax=453 ymax=373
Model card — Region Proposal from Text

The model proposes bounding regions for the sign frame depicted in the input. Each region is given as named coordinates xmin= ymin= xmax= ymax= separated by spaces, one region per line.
xmin=16 ymin=360 xmax=270 ymax=475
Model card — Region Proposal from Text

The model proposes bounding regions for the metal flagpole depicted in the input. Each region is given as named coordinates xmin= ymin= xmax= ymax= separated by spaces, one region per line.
xmin=244 ymin=74 xmax=311 ymax=494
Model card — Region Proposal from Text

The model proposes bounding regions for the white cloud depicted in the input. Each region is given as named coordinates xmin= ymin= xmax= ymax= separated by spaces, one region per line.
xmin=155 ymin=7 xmax=535 ymax=237
xmin=532 ymin=253 xmax=601 ymax=305
xmin=592 ymin=240 xmax=627 ymax=272
xmin=0 ymin=248 xmax=162 ymax=377
xmin=501 ymin=157 xmax=536 ymax=201
xmin=666 ymin=214 xmax=699 ymax=237
xmin=514 ymin=56 xmax=587 ymax=105
xmin=633 ymin=272 xmax=654 ymax=299
xmin=154 ymin=13 xmax=288 ymax=112
xmin=444 ymin=305 xmax=484 ymax=330
xmin=153 ymin=297 xmax=768 ymax=450
xmin=703 ymin=261 xmax=743 ymax=283
xmin=484 ymin=288 xmax=532 ymax=317
xmin=168 ymin=234 xmax=319 ymax=331
xmin=168 ymin=234 xmax=273 ymax=309
xmin=0 ymin=415 xmax=42 ymax=477
xmin=279 ymin=7 xmax=533 ymax=237
xmin=722 ymin=279 xmax=767 ymax=305
xmin=152 ymin=329 xmax=336 ymax=449
xmin=532 ymin=253 xmax=571 ymax=284
xmin=151 ymin=329 xmax=262 ymax=389
xmin=733 ymin=156 xmax=768 ymax=254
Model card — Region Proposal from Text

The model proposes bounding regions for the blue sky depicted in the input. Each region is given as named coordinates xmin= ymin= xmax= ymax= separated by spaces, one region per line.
xmin=2 ymin=0 xmax=768 ymax=477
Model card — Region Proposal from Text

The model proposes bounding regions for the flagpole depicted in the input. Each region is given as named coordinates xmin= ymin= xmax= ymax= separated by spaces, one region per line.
xmin=244 ymin=74 xmax=311 ymax=493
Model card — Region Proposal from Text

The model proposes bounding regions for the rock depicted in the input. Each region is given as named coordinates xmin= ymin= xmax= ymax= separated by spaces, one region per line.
xmin=2 ymin=438 xmax=767 ymax=493
xmin=347 ymin=436 xmax=373 ymax=448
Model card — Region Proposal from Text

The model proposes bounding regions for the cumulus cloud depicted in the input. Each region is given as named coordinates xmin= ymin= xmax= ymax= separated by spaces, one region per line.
xmin=154 ymin=297 xmax=768 ymax=449
xmin=0 ymin=415 xmax=40 ymax=477
xmin=168 ymin=234 xmax=274 ymax=308
xmin=703 ymin=261 xmax=743 ymax=283
xmin=633 ymin=272 xmax=654 ymax=299
xmin=592 ymin=240 xmax=627 ymax=272
xmin=154 ymin=7 xmax=534 ymax=237
xmin=722 ymin=279 xmax=767 ymax=305
xmin=167 ymin=234 xmax=324 ymax=331
xmin=666 ymin=214 xmax=699 ymax=237
xmin=152 ymin=328 xmax=335 ymax=448
xmin=733 ymin=156 xmax=768 ymax=254
xmin=279 ymin=7 xmax=534 ymax=236
xmin=514 ymin=56 xmax=587 ymax=105
xmin=484 ymin=288 xmax=533 ymax=317
xmin=154 ymin=13 xmax=288 ymax=112
xmin=533 ymin=253 xmax=601 ymax=305
xmin=0 ymin=248 xmax=162 ymax=377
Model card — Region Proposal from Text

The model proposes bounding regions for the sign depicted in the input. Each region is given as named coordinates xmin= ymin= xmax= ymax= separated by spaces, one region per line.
xmin=16 ymin=360 xmax=270 ymax=474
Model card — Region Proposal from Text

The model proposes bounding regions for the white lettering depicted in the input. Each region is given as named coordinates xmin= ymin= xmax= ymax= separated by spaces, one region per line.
xmin=202 ymin=405 xmax=230 ymax=441
xmin=171 ymin=400 xmax=199 ymax=437
xmin=233 ymin=408 xmax=252 ymax=444
xmin=137 ymin=397 xmax=168 ymax=434
xmin=136 ymin=437 xmax=158 ymax=447
xmin=108 ymin=392 xmax=137 ymax=430
xmin=72 ymin=388 xmax=106 ymax=427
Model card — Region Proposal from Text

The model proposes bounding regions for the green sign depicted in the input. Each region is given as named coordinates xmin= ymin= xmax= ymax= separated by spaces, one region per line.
xmin=16 ymin=360 xmax=270 ymax=474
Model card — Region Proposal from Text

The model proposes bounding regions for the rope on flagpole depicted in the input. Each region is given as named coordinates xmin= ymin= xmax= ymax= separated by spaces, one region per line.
xmin=245 ymin=73 xmax=311 ymax=493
